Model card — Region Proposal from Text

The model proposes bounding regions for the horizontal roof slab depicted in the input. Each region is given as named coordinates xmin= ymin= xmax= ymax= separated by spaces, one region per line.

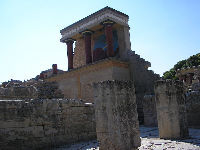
xmin=60 ymin=7 xmax=129 ymax=42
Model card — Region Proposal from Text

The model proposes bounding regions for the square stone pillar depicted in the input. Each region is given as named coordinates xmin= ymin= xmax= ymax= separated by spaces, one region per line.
xmin=93 ymin=80 xmax=141 ymax=150
xmin=154 ymin=80 xmax=188 ymax=139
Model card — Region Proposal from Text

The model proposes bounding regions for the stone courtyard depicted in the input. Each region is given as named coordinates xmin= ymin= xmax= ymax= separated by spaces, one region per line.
xmin=54 ymin=126 xmax=200 ymax=150
xmin=0 ymin=6 xmax=200 ymax=150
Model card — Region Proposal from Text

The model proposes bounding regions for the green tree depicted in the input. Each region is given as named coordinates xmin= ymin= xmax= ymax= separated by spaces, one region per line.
xmin=162 ymin=53 xmax=200 ymax=79
xmin=163 ymin=68 xmax=177 ymax=80
xmin=174 ymin=60 xmax=186 ymax=70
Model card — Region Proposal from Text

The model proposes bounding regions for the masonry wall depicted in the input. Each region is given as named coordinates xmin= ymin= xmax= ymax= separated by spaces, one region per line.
xmin=127 ymin=50 xmax=160 ymax=124
xmin=73 ymin=38 xmax=86 ymax=68
xmin=0 ymin=86 xmax=37 ymax=99
xmin=115 ymin=23 xmax=160 ymax=124
xmin=73 ymin=36 xmax=95 ymax=69
xmin=116 ymin=25 xmax=131 ymax=59
xmin=0 ymin=82 xmax=64 ymax=100
xmin=0 ymin=99 xmax=96 ymax=150
xmin=186 ymin=91 xmax=200 ymax=128
xmin=46 ymin=58 xmax=130 ymax=102
xmin=143 ymin=95 xmax=157 ymax=127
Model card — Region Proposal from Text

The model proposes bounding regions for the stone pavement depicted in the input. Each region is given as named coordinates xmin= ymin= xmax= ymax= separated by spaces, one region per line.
xmin=55 ymin=126 xmax=200 ymax=150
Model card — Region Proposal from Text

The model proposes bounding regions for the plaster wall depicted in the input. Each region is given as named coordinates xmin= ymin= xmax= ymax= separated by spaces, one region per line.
xmin=46 ymin=59 xmax=130 ymax=102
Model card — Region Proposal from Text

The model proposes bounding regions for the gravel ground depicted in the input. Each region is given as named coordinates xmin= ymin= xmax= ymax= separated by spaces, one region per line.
xmin=55 ymin=126 xmax=200 ymax=150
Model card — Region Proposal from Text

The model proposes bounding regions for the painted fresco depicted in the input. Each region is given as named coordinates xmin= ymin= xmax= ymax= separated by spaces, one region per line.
xmin=93 ymin=30 xmax=118 ymax=62
xmin=93 ymin=30 xmax=118 ymax=52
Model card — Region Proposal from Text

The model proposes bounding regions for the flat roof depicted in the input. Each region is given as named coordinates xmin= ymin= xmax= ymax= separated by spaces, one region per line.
xmin=60 ymin=6 xmax=129 ymax=34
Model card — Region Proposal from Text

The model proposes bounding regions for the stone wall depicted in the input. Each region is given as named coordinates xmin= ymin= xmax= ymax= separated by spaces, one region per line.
xmin=155 ymin=80 xmax=188 ymax=139
xmin=73 ymin=36 xmax=95 ymax=69
xmin=73 ymin=38 xmax=86 ymax=68
xmin=93 ymin=80 xmax=141 ymax=150
xmin=127 ymin=50 xmax=160 ymax=124
xmin=0 ymin=99 xmax=96 ymax=150
xmin=143 ymin=95 xmax=157 ymax=127
xmin=0 ymin=86 xmax=37 ymax=99
xmin=46 ymin=58 xmax=130 ymax=102
xmin=186 ymin=91 xmax=200 ymax=128
xmin=0 ymin=82 xmax=64 ymax=100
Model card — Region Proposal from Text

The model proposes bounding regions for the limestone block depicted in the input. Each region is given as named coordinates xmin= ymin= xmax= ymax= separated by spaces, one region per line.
xmin=186 ymin=91 xmax=200 ymax=128
xmin=155 ymin=80 xmax=189 ymax=139
xmin=93 ymin=80 xmax=141 ymax=150
xmin=143 ymin=95 xmax=157 ymax=127
xmin=0 ymin=99 xmax=96 ymax=149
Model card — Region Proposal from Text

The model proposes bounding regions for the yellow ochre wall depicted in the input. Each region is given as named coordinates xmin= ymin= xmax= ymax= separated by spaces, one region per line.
xmin=46 ymin=58 xmax=130 ymax=102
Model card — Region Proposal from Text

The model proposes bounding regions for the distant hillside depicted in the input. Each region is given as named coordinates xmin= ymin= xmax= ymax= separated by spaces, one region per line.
xmin=163 ymin=53 xmax=200 ymax=79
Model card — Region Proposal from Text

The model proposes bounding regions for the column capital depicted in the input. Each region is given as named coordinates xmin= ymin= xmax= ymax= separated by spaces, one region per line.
xmin=101 ymin=19 xmax=115 ymax=26
xmin=64 ymin=38 xmax=75 ymax=44
xmin=81 ymin=30 xmax=94 ymax=36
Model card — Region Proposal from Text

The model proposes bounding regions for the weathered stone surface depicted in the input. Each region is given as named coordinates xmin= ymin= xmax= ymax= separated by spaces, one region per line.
xmin=155 ymin=80 xmax=189 ymax=139
xmin=0 ymin=86 xmax=37 ymax=99
xmin=93 ymin=80 xmax=141 ymax=150
xmin=46 ymin=58 xmax=130 ymax=102
xmin=186 ymin=91 xmax=200 ymax=128
xmin=0 ymin=99 xmax=96 ymax=150
xmin=36 ymin=81 xmax=64 ymax=99
xmin=127 ymin=50 xmax=160 ymax=124
xmin=0 ymin=81 xmax=64 ymax=100
xmin=191 ymin=82 xmax=200 ymax=91
xmin=143 ymin=95 xmax=157 ymax=127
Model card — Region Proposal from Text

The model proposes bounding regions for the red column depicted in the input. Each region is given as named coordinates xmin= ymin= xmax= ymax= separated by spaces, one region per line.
xmin=189 ymin=73 xmax=193 ymax=84
xmin=82 ymin=31 xmax=92 ymax=64
xmin=66 ymin=39 xmax=74 ymax=70
xmin=39 ymin=72 xmax=44 ymax=79
xmin=104 ymin=21 xmax=114 ymax=57
xmin=52 ymin=64 xmax=57 ymax=74
xmin=179 ymin=76 xmax=184 ymax=81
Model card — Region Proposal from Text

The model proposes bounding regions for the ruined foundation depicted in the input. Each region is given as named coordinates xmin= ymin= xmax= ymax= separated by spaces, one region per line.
xmin=93 ymin=80 xmax=141 ymax=150
xmin=155 ymin=80 xmax=189 ymax=139
xmin=0 ymin=99 xmax=96 ymax=150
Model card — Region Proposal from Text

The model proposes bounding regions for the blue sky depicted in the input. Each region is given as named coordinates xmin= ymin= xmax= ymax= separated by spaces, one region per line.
xmin=0 ymin=0 xmax=200 ymax=82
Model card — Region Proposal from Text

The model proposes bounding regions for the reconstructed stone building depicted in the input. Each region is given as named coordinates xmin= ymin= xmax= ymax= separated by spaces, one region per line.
xmin=176 ymin=66 xmax=200 ymax=87
xmin=46 ymin=6 xmax=160 ymax=123
xmin=1 ymin=7 xmax=199 ymax=150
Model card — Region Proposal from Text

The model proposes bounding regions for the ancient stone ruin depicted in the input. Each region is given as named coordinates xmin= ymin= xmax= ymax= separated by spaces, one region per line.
xmin=143 ymin=94 xmax=157 ymax=127
xmin=0 ymin=6 xmax=200 ymax=150
xmin=0 ymin=99 xmax=96 ymax=149
xmin=155 ymin=80 xmax=189 ymax=139
xmin=93 ymin=80 xmax=141 ymax=150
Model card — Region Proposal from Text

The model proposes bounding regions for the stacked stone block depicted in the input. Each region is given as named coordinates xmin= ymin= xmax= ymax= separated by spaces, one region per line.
xmin=155 ymin=80 xmax=188 ymax=139
xmin=186 ymin=91 xmax=200 ymax=128
xmin=0 ymin=81 xmax=64 ymax=100
xmin=143 ymin=95 xmax=157 ymax=126
xmin=93 ymin=80 xmax=141 ymax=150
xmin=0 ymin=99 xmax=96 ymax=150
xmin=127 ymin=50 xmax=160 ymax=124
